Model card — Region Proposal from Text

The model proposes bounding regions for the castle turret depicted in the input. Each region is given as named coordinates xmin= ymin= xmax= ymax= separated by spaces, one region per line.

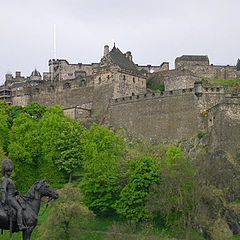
xmin=194 ymin=81 xmax=203 ymax=97
xmin=30 ymin=68 xmax=41 ymax=81
xmin=104 ymin=45 xmax=109 ymax=57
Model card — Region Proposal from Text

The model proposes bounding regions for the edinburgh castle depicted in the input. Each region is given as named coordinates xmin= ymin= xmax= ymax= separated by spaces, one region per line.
xmin=1 ymin=45 xmax=240 ymax=157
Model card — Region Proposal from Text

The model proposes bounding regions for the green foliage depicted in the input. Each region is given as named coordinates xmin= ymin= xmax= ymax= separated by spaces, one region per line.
xmin=147 ymin=146 xmax=199 ymax=234
xmin=8 ymin=113 xmax=40 ymax=190
xmin=146 ymin=81 xmax=165 ymax=91
xmin=79 ymin=123 xmax=124 ymax=216
xmin=115 ymin=157 xmax=159 ymax=221
xmin=39 ymin=184 xmax=94 ymax=240
xmin=197 ymin=132 xmax=205 ymax=139
xmin=202 ymin=78 xmax=240 ymax=87
xmin=0 ymin=114 xmax=9 ymax=152
xmin=56 ymin=119 xmax=84 ymax=182
xmin=7 ymin=104 xmax=84 ymax=190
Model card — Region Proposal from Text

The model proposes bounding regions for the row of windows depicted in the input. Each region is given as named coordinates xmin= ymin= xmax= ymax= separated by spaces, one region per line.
xmin=31 ymin=81 xmax=87 ymax=94
xmin=98 ymin=75 xmax=143 ymax=85
xmin=98 ymin=75 xmax=111 ymax=84
xmin=122 ymin=75 xmax=144 ymax=85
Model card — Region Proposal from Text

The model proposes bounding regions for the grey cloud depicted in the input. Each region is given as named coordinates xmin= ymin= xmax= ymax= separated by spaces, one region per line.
xmin=0 ymin=0 xmax=240 ymax=84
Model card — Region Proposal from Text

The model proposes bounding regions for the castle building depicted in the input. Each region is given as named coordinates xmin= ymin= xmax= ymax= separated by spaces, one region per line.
xmin=0 ymin=45 xmax=240 ymax=157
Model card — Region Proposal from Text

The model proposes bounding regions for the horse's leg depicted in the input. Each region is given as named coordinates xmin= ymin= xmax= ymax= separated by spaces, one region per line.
xmin=23 ymin=228 xmax=34 ymax=240
xmin=22 ymin=230 xmax=26 ymax=240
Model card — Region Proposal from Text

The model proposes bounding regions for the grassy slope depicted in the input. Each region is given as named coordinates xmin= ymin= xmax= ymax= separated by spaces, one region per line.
xmin=202 ymin=78 xmax=240 ymax=87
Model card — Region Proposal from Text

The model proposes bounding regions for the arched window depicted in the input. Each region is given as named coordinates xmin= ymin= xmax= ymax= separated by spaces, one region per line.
xmin=132 ymin=92 xmax=135 ymax=96
xmin=133 ymin=77 xmax=135 ymax=83
xmin=63 ymin=82 xmax=71 ymax=89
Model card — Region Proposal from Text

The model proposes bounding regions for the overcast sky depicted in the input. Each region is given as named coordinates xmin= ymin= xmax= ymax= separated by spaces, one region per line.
xmin=0 ymin=0 xmax=239 ymax=84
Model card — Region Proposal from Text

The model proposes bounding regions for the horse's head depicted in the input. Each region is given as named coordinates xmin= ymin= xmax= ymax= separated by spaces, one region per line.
xmin=33 ymin=179 xmax=59 ymax=200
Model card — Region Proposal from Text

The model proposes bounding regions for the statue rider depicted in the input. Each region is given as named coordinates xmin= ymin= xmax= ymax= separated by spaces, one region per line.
xmin=1 ymin=159 xmax=27 ymax=231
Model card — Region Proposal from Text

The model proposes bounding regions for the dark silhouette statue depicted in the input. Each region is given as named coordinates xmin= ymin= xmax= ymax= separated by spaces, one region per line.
xmin=0 ymin=158 xmax=59 ymax=240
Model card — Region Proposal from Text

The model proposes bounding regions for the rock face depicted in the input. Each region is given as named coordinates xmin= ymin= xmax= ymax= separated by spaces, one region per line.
xmin=181 ymin=136 xmax=240 ymax=239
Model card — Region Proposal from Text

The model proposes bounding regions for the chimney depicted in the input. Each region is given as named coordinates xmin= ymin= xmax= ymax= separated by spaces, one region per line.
xmin=16 ymin=71 xmax=21 ymax=77
xmin=104 ymin=45 xmax=109 ymax=57
xmin=5 ymin=74 xmax=13 ymax=81
xmin=125 ymin=51 xmax=133 ymax=61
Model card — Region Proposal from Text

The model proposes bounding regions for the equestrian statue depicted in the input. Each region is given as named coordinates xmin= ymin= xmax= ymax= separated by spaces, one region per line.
xmin=0 ymin=158 xmax=59 ymax=240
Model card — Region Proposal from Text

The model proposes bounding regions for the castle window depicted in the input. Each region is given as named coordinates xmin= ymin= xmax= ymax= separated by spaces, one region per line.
xmin=81 ymin=80 xmax=86 ymax=86
xmin=132 ymin=92 xmax=135 ymax=96
xmin=98 ymin=77 xmax=101 ymax=84
xmin=48 ymin=85 xmax=54 ymax=92
xmin=34 ymin=88 xmax=40 ymax=94
xmin=123 ymin=75 xmax=126 ymax=81
xmin=133 ymin=77 xmax=135 ymax=83
xmin=63 ymin=82 xmax=71 ymax=89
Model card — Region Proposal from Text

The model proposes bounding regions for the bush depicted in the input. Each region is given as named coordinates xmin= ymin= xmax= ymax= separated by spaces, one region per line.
xmin=38 ymin=184 xmax=94 ymax=240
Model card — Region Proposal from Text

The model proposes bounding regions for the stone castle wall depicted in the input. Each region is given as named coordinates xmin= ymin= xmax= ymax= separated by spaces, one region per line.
xmin=11 ymin=78 xmax=94 ymax=109
xmin=208 ymin=101 xmax=240 ymax=157
xmin=103 ymin=91 xmax=204 ymax=141
xmin=182 ymin=65 xmax=238 ymax=79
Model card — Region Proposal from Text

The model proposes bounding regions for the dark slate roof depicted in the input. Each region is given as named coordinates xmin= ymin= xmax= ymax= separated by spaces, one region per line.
xmin=237 ymin=59 xmax=240 ymax=71
xmin=31 ymin=69 xmax=41 ymax=77
xmin=177 ymin=55 xmax=209 ymax=62
xmin=109 ymin=46 xmax=140 ymax=74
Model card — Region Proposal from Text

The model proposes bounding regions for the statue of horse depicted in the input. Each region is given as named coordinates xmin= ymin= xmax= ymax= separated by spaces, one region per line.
xmin=0 ymin=179 xmax=59 ymax=240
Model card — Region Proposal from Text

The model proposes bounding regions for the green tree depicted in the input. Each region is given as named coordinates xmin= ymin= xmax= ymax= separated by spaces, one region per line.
xmin=147 ymin=146 xmax=199 ymax=233
xmin=0 ymin=114 xmax=10 ymax=153
xmin=0 ymin=147 xmax=7 ymax=174
xmin=115 ymin=156 xmax=159 ymax=221
xmin=56 ymin=120 xmax=85 ymax=182
xmin=8 ymin=113 xmax=41 ymax=190
xmin=38 ymin=184 xmax=94 ymax=240
xmin=37 ymin=106 xmax=73 ymax=184
xmin=79 ymin=123 xmax=124 ymax=216
xmin=0 ymin=100 xmax=11 ymax=152
xmin=8 ymin=104 xmax=84 ymax=190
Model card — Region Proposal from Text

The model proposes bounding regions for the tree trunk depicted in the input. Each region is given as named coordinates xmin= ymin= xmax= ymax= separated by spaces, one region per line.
xmin=68 ymin=173 xmax=72 ymax=183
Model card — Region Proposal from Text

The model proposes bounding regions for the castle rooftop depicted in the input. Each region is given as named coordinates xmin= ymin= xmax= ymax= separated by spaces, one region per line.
xmin=176 ymin=55 xmax=209 ymax=62
xmin=109 ymin=46 xmax=140 ymax=74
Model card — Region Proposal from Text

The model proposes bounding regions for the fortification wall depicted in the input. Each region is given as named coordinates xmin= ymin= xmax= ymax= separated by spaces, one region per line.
xmin=30 ymin=84 xmax=94 ymax=109
xmin=11 ymin=78 xmax=95 ymax=108
xmin=179 ymin=65 xmax=238 ymax=79
xmin=91 ymin=83 xmax=115 ymax=123
xmin=208 ymin=102 xmax=240 ymax=157
xmin=104 ymin=90 xmax=207 ymax=141
xmin=162 ymin=70 xmax=200 ymax=91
